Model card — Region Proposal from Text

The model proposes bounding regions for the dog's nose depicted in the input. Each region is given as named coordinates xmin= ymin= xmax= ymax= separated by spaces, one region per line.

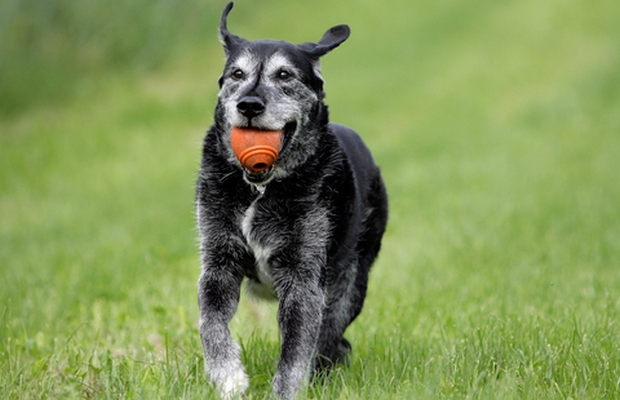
xmin=237 ymin=96 xmax=265 ymax=119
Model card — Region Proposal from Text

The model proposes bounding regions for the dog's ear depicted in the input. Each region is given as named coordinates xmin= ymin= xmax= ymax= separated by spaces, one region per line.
xmin=218 ymin=2 xmax=248 ymax=56
xmin=300 ymin=25 xmax=351 ymax=58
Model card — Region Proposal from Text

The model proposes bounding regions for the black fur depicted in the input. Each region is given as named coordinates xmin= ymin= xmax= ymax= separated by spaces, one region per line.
xmin=196 ymin=3 xmax=388 ymax=399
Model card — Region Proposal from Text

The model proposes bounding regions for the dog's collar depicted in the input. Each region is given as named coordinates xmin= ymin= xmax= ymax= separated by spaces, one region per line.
xmin=217 ymin=170 xmax=268 ymax=195
xmin=251 ymin=184 xmax=266 ymax=195
xmin=219 ymin=171 xmax=237 ymax=183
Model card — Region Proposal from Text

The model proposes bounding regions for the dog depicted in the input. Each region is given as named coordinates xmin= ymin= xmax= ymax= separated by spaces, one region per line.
xmin=196 ymin=3 xmax=388 ymax=399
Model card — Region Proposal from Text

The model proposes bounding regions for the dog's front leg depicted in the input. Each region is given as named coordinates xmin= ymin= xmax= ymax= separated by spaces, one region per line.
xmin=272 ymin=283 xmax=324 ymax=399
xmin=198 ymin=267 xmax=247 ymax=399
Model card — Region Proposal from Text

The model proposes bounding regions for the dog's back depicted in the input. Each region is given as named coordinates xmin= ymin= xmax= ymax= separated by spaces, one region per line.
xmin=331 ymin=122 xmax=378 ymax=199
xmin=327 ymin=121 xmax=387 ymax=276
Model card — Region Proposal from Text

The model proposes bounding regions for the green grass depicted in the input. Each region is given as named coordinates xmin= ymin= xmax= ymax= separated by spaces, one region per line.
xmin=2 ymin=0 xmax=620 ymax=398
xmin=0 ymin=0 xmax=220 ymax=115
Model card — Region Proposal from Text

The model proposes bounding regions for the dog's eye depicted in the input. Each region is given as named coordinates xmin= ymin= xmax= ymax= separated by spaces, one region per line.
xmin=231 ymin=69 xmax=245 ymax=80
xmin=276 ymin=69 xmax=293 ymax=81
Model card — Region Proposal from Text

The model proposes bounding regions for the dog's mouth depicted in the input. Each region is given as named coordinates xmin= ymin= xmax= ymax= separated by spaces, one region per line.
xmin=278 ymin=121 xmax=297 ymax=158
xmin=230 ymin=121 xmax=297 ymax=184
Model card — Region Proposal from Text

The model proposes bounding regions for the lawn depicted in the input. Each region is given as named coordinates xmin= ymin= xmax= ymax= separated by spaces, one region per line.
xmin=1 ymin=0 xmax=620 ymax=398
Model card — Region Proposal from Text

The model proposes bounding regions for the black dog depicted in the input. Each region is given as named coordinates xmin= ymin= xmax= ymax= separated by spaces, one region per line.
xmin=196 ymin=3 xmax=388 ymax=398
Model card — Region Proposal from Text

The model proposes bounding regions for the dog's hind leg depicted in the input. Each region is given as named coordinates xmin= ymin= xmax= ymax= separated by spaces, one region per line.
xmin=312 ymin=260 xmax=366 ymax=376
xmin=313 ymin=173 xmax=388 ymax=377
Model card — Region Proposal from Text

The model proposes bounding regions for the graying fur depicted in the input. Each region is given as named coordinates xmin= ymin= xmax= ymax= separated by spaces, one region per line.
xmin=196 ymin=3 xmax=388 ymax=399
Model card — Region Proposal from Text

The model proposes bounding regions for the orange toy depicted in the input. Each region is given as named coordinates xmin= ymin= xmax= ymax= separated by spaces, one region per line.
xmin=230 ymin=127 xmax=282 ymax=173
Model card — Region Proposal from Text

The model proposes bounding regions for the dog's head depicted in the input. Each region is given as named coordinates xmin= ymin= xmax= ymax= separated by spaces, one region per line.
xmin=214 ymin=2 xmax=350 ymax=185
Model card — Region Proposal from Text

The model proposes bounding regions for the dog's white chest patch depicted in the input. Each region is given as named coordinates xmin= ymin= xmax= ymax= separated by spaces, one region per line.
xmin=241 ymin=200 xmax=276 ymax=296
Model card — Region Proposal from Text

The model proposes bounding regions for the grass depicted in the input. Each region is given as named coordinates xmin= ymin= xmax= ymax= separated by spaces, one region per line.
xmin=2 ymin=0 xmax=620 ymax=398
xmin=0 ymin=0 xmax=220 ymax=115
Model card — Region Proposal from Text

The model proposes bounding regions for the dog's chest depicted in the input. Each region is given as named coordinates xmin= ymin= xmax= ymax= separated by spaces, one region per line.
xmin=240 ymin=198 xmax=277 ymax=293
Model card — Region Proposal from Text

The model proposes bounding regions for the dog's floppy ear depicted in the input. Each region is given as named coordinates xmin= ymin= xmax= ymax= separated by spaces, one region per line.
xmin=300 ymin=24 xmax=351 ymax=58
xmin=218 ymin=2 xmax=248 ymax=55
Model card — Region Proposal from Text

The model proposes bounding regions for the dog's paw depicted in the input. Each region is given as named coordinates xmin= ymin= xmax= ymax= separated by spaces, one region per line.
xmin=337 ymin=337 xmax=352 ymax=365
xmin=218 ymin=368 xmax=249 ymax=400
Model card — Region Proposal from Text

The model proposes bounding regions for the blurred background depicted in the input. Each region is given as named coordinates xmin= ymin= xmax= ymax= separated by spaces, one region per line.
xmin=1 ymin=0 xmax=620 ymax=397
xmin=0 ymin=0 xmax=218 ymax=114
